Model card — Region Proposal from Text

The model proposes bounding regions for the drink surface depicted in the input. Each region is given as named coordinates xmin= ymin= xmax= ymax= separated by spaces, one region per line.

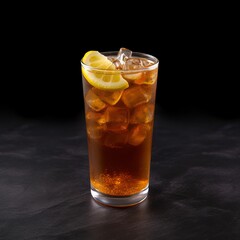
xmin=81 ymin=48 xmax=158 ymax=196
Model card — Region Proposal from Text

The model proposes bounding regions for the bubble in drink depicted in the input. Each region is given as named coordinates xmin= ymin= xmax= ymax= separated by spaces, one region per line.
xmin=130 ymin=103 xmax=155 ymax=124
xmin=121 ymin=85 xmax=152 ymax=108
xmin=105 ymin=106 xmax=129 ymax=131
xmin=85 ymin=89 xmax=107 ymax=112
xmin=92 ymin=88 xmax=123 ymax=106
xmin=92 ymin=172 xmax=147 ymax=196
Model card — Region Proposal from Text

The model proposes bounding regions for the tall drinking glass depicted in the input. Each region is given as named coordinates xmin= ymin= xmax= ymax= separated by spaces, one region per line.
xmin=81 ymin=48 xmax=159 ymax=207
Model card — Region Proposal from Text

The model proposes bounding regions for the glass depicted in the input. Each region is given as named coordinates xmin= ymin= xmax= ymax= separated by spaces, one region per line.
xmin=81 ymin=49 xmax=159 ymax=207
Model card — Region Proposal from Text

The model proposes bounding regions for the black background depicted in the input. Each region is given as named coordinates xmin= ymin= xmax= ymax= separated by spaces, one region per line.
xmin=1 ymin=4 xmax=239 ymax=119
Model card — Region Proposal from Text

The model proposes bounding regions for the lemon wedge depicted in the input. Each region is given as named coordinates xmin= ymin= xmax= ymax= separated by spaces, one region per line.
xmin=81 ymin=51 xmax=129 ymax=91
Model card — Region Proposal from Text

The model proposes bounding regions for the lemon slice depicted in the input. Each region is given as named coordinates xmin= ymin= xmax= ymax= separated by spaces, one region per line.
xmin=81 ymin=51 xmax=129 ymax=90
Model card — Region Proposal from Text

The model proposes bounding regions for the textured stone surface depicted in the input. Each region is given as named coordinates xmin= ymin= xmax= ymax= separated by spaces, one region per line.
xmin=0 ymin=109 xmax=239 ymax=240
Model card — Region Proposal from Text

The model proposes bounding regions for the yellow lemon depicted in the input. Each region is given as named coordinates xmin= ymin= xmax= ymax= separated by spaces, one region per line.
xmin=81 ymin=51 xmax=129 ymax=90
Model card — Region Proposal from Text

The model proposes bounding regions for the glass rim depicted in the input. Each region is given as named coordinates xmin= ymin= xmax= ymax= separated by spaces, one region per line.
xmin=81 ymin=51 xmax=159 ymax=74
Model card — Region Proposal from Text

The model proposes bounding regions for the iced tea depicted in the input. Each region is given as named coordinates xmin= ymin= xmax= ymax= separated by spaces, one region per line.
xmin=81 ymin=48 xmax=159 ymax=206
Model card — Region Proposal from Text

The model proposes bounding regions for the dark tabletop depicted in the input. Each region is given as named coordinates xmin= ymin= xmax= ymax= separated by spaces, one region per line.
xmin=0 ymin=107 xmax=239 ymax=240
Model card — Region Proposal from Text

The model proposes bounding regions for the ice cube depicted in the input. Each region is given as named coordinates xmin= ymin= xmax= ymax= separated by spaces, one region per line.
xmin=130 ymin=103 xmax=155 ymax=124
xmin=105 ymin=107 xmax=130 ymax=131
xmin=122 ymin=58 xmax=158 ymax=85
xmin=104 ymin=130 xmax=128 ymax=148
xmin=86 ymin=111 xmax=106 ymax=125
xmin=124 ymin=58 xmax=143 ymax=70
xmin=141 ymin=58 xmax=154 ymax=67
xmin=122 ymin=72 xmax=144 ymax=82
xmin=141 ymin=84 xmax=156 ymax=101
xmin=117 ymin=48 xmax=132 ymax=64
xmin=85 ymin=89 xmax=107 ymax=112
xmin=87 ymin=124 xmax=105 ymax=139
xmin=111 ymin=59 xmax=122 ymax=69
xmin=128 ymin=124 xmax=149 ymax=146
xmin=121 ymin=58 xmax=144 ymax=82
xmin=121 ymin=85 xmax=152 ymax=108
xmin=92 ymin=88 xmax=123 ymax=106
xmin=85 ymin=111 xmax=106 ymax=139
xmin=135 ymin=68 xmax=158 ymax=85
xmin=110 ymin=48 xmax=132 ymax=69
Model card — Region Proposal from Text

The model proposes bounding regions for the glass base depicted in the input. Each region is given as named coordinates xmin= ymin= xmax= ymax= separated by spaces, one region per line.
xmin=91 ymin=186 xmax=149 ymax=207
